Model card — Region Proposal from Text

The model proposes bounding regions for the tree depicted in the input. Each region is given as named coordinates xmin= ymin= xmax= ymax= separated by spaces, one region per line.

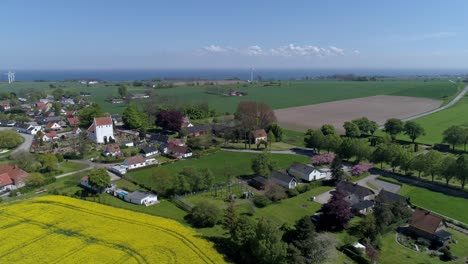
xmin=190 ymin=201 xmax=222 ymax=227
xmin=118 ymin=84 xmax=128 ymax=98
xmin=462 ymin=128 xmax=468 ymax=152
xmin=78 ymin=103 xmax=102 ymax=127
xmin=235 ymin=101 xmax=276 ymax=130
xmin=264 ymin=182 xmax=286 ymax=201
xmin=371 ymin=144 xmax=388 ymax=169
xmin=251 ymin=218 xmax=287 ymax=264
xmin=337 ymin=138 xmax=354 ymax=160
xmin=173 ymin=174 xmax=191 ymax=194
xmin=251 ymin=153 xmax=276 ymax=177
xmin=224 ymin=200 xmax=239 ymax=237
xmin=0 ymin=131 xmax=24 ymax=149
xmin=353 ymin=213 xmax=378 ymax=241
xmin=343 ymin=121 xmax=361 ymax=138
xmin=304 ymin=129 xmax=324 ymax=153
xmin=454 ymin=155 xmax=468 ymax=189
xmin=410 ymin=154 xmax=426 ymax=178
xmin=421 ymin=150 xmax=443 ymax=182
xmin=352 ymin=117 xmax=378 ymax=135
xmin=267 ymin=130 xmax=275 ymax=150
xmin=351 ymin=139 xmax=372 ymax=163
xmin=384 ymin=118 xmax=404 ymax=141
xmin=88 ymin=168 xmax=111 ymax=191
xmin=404 ymin=121 xmax=425 ymax=143
xmin=122 ymin=104 xmax=147 ymax=129
xmin=320 ymin=124 xmax=336 ymax=136
xmin=37 ymin=153 xmax=59 ymax=173
xmin=319 ymin=188 xmax=352 ymax=231
xmin=9 ymin=151 xmax=40 ymax=172
xmin=330 ymin=156 xmax=347 ymax=182
xmin=443 ymin=126 xmax=464 ymax=150
xmin=230 ymin=216 xmax=257 ymax=262
xmin=267 ymin=123 xmax=283 ymax=142
xmin=322 ymin=133 xmax=342 ymax=153
xmin=442 ymin=156 xmax=457 ymax=185
xmin=155 ymin=109 xmax=184 ymax=132
xmin=25 ymin=172 xmax=45 ymax=187
xmin=396 ymin=148 xmax=413 ymax=175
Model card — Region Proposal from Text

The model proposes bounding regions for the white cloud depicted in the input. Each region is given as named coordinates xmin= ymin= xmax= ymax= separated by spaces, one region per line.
xmin=353 ymin=50 xmax=360 ymax=55
xmin=203 ymin=45 xmax=226 ymax=53
xmin=202 ymin=44 xmax=347 ymax=57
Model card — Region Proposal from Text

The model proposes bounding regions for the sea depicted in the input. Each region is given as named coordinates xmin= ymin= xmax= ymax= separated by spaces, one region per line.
xmin=2 ymin=69 xmax=468 ymax=82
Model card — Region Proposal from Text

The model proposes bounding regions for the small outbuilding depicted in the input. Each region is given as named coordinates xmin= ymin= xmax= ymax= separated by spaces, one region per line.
xmin=124 ymin=191 xmax=158 ymax=206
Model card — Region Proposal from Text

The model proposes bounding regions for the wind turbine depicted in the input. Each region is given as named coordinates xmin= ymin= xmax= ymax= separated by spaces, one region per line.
xmin=250 ymin=67 xmax=256 ymax=82
xmin=4 ymin=71 xmax=15 ymax=84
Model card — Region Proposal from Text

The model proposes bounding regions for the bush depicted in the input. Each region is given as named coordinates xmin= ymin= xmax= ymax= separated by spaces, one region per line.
xmin=55 ymin=153 xmax=64 ymax=162
xmin=189 ymin=201 xmax=222 ymax=228
xmin=286 ymin=188 xmax=299 ymax=197
xmin=351 ymin=163 xmax=373 ymax=176
xmin=312 ymin=153 xmax=335 ymax=165
xmin=296 ymin=184 xmax=311 ymax=194
xmin=0 ymin=130 xmax=23 ymax=149
xmin=253 ymin=195 xmax=271 ymax=208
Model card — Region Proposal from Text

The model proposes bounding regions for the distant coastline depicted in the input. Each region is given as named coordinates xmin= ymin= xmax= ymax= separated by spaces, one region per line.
xmin=1 ymin=68 xmax=468 ymax=82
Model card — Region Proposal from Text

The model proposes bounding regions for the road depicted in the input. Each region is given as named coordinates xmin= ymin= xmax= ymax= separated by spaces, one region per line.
xmin=378 ymin=85 xmax=468 ymax=129
xmin=0 ymin=127 xmax=34 ymax=158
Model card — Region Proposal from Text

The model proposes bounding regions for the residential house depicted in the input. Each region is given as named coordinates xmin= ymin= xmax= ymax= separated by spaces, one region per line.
xmin=0 ymin=173 xmax=13 ymax=191
xmin=111 ymin=114 xmax=124 ymax=126
xmin=0 ymin=103 xmax=11 ymax=111
xmin=141 ymin=146 xmax=159 ymax=158
xmin=67 ymin=117 xmax=80 ymax=127
xmin=15 ymin=122 xmax=33 ymax=133
xmin=270 ymin=170 xmax=297 ymax=189
xmin=109 ymin=165 xmax=127 ymax=176
xmin=336 ymin=181 xmax=375 ymax=214
xmin=166 ymin=143 xmax=192 ymax=159
xmin=376 ymin=189 xmax=410 ymax=206
xmin=103 ymin=145 xmax=122 ymax=157
xmin=45 ymin=122 xmax=62 ymax=131
xmin=186 ymin=124 xmax=212 ymax=137
xmin=251 ymin=129 xmax=267 ymax=144
xmin=288 ymin=162 xmax=327 ymax=182
xmin=40 ymin=132 xmax=59 ymax=142
xmin=72 ymin=127 xmax=82 ymax=134
xmin=65 ymin=110 xmax=77 ymax=117
xmin=149 ymin=133 xmax=169 ymax=144
xmin=167 ymin=138 xmax=185 ymax=146
xmin=35 ymin=116 xmax=62 ymax=125
xmin=123 ymin=190 xmax=158 ymax=206
xmin=122 ymin=155 xmax=147 ymax=170
xmin=0 ymin=165 xmax=29 ymax=188
xmin=88 ymin=117 xmax=114 ymax=144
xmin=408 ymin=209 xmax=452 ymax=246
xmin=181 ymin=116 xmax=194 ymax=128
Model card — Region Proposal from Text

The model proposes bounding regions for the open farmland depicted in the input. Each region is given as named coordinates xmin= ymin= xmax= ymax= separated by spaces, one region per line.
xmin=0 ymin=196 xmax=226 ymax=264
xmin=275 ymin=95 xmax=442 ymax=132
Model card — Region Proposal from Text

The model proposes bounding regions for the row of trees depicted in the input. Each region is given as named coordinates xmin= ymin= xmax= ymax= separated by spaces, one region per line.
xmin=383 ymin=119 xmax=425 ymax=143
xmin=442 ymin=125 xmax=468 ymax=151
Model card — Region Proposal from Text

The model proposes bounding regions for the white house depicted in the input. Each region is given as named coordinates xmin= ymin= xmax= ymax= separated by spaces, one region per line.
xmin=141 ymin=146 xmax=159 ymax=158
xmin=122 ymin=155 xmax=147 ymax=170
xmin=288 ymin=162 xmax=327 ymax=182
xmin=45 ymin=122 xmax=62 ymax=131
xmin=15 ymin=123 xmax=42 ymax=135
xmin=124 ymin=190 xmax=158 ymax=206
xmin=40 ymin=132 xmax=59 ymax=142
xmin=88 ymin=116 xmax=114 ymax=144
xmin=0 ymin=173 xmax=13 ymax=192
xmin=109 ymin=165 xmax=127 ymax=175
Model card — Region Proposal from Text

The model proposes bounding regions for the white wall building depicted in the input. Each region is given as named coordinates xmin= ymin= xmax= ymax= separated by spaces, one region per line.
xmin=88 ymin=117 xmax=114 ymax=144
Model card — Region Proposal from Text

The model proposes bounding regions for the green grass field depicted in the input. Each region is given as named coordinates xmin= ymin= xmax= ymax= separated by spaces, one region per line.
xmin=126 ymin=151 xmax=309 ymax=187
xmin=377 ymin=94 xmax=468 ymax=145
xmin=0 ymin=80 xmax=458 ymax=114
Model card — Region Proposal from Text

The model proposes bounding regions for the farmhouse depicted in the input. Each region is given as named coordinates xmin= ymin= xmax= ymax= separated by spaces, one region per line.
xmin=407 ymin=209 xmax=452 ymax=246
xmin=0 ymin=165 xmax=29 ymax=188
xmin=288 ymin=162 xmax=327 ymax=181
xmin=270 ymin=170 xmax=297 ymax=189
xmin=141 ymin=146 xmax=159 ymax=158
xmin=124 ymin=191 xmax=158 ymax=206
xmin=122 ymin=155 xmax=147 ymax=170
xmin=88 ymin=117 xmax=114 ymax=144
xmin=251 ymin=129 xmax=267 ymax=144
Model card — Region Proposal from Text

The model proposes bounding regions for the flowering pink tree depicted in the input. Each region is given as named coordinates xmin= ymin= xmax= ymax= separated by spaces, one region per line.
xmin=312 ymin=153 xmax=335 ymax=165
xmin=351 ymin=163 xmax=373 ymax=176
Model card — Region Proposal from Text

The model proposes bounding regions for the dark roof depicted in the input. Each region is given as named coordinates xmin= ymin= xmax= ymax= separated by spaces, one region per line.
xmin=167 ymin=143 xmax=190 ymax=154
xmin=35 ymin=116 xmax=61 ymax=124
xmin=141 ymin=146 xmax=158 ymax=154
xmin=351 ymin=200 xmax=374 ymax=211
xmin=271 ymin=170 xmax=296 ymax=184
xmin=251 ymin=176 xmax=268 ymax=186
xmin=336 ymin=181 xmax=374 ymax=198
xmin=288 ymin=162 xmax=317 ymax=175
xmin=149 ymin=133 xmax=169 ymax=143
xmin=14 ymin=122 xmax=30 ymax=129
xmin=409 ymin=209 xmax=443 ymax=235
xmin=127 ymin=190 xmax=153 ymax=200
xmin=186 ymin=124 xmax=212 ymax=134
xmin=377 ymin=189 xmax=409 ymax=205
xmin=435 ymin=230 xmax=452 ymax=240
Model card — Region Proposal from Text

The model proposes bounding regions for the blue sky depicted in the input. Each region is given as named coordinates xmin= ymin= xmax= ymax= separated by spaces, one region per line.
xmin=2 ymin=0 xmax=468 ymax=70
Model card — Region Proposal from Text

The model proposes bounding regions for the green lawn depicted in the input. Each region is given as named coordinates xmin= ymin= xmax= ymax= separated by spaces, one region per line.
xmin=282 ymin=129 xmax=306 ymax=147
xmin=0 ymin=79 xmax=457 ymax=114
xmin=56 ymin=161 xmax=89 ymax=174
xmin=126 ymin=151 xmax=309 ymax=187
xmin=376 ymin=95 xmax=468 ymax=146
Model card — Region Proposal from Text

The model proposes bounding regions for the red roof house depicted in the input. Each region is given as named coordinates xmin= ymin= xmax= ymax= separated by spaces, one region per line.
xmin=0 ymin=165 xmax=29 ymax=188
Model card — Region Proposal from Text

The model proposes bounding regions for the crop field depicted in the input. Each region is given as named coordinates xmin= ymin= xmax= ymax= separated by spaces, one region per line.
xmin=125 ymin=151 xmax=309 ymax=189
xmin=378 ymin=95 xmax=468 ymax=145
xmin=276 ymin=95 xmax=441 ymax=132
xmin=0 ymin=196 xmax=226 ymax=264
xmin=0 ymin=80 xmax=457 ymax=114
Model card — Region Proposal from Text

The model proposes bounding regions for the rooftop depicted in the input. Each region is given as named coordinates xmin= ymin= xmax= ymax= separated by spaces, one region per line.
xmin=409 ymin=209 xmax=443 ymax=235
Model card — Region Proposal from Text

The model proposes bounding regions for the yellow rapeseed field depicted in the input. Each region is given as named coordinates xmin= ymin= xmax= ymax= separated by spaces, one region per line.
xmin=0 ymin=196 xmax=227 ymax=264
